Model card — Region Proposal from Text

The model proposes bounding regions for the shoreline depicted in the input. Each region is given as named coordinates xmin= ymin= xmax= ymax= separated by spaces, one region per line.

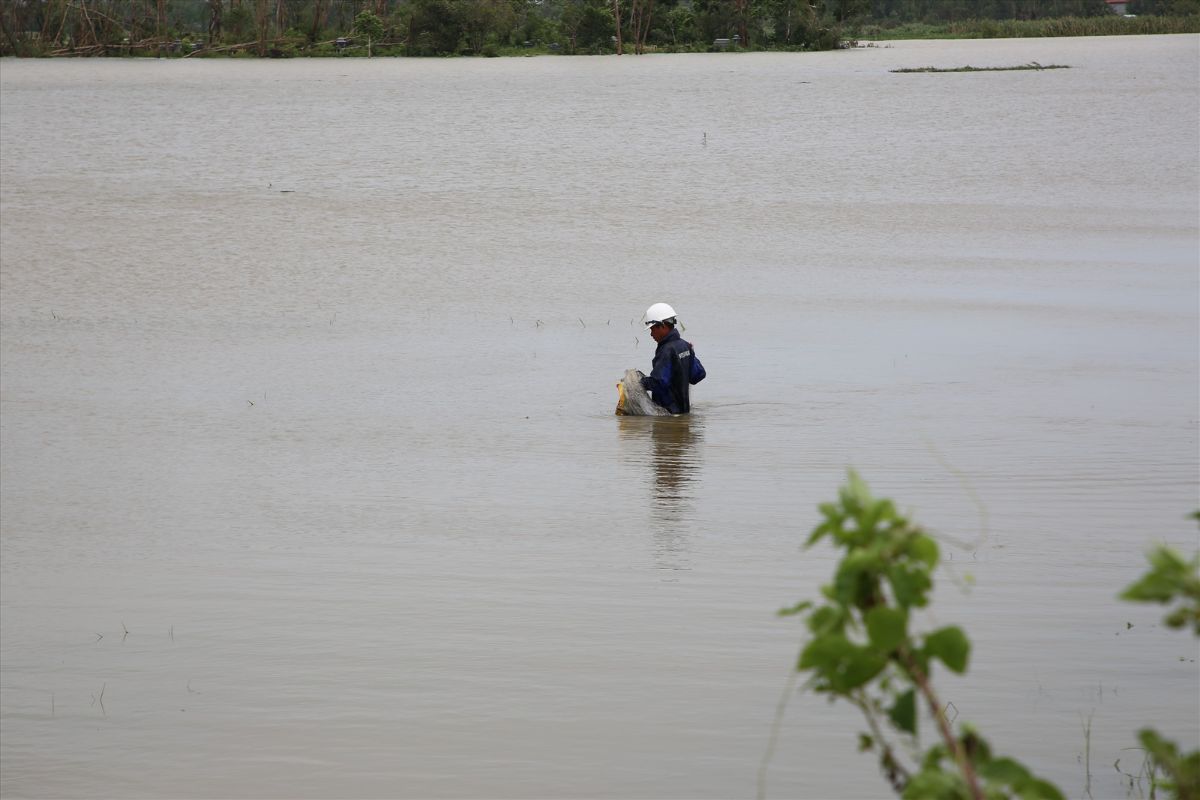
xmin=4 ymin=15 xmax=1197 ymax=59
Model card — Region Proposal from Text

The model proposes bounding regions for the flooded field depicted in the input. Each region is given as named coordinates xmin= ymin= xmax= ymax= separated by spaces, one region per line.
xmin=1 ymin=35 xmax=1197 ymax=799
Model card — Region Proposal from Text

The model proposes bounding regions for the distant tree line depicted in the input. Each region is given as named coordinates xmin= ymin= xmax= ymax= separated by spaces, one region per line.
xmin=1 ymin=0 xmax=1196 ymax=57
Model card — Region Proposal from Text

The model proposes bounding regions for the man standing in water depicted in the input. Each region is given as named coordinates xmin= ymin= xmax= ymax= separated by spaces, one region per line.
xmin=641 ymin=302 xmax=706 ymax=414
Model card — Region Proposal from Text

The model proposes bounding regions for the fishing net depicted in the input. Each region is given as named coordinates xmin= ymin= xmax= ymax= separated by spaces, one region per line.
xmin=615 ymin=369 xmax=670 ymax=416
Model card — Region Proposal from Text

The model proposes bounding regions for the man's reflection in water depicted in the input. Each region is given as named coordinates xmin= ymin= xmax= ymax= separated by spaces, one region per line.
xmin=617 ymin=414 xmax=703 ymax=574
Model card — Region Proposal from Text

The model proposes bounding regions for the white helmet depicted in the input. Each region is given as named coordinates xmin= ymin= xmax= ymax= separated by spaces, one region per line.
xmin=644 ymin=302 xmax=678 ymax=327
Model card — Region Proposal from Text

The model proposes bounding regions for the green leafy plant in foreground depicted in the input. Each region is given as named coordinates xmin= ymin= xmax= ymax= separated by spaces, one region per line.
xmin=1120 ymin=527 xmax=1200 ymax=635
xmin=1120 ymin=524 xmax=1200 ymax=800
xmin=781 ymin=472 xmax=1064 ymax=799
xmin=783 ymin=474 xmax=1200 ymax=799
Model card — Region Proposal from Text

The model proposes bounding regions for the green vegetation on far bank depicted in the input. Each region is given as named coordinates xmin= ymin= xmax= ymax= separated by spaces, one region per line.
xmin=2 ymin=0 xmax=1199 ymax=60
xmin=854 ymin=13 xmax=1199 ymax=39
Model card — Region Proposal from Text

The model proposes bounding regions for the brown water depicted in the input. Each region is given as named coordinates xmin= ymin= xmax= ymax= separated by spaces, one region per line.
xmin=1 ymin=36 xmax=1197 ymax=799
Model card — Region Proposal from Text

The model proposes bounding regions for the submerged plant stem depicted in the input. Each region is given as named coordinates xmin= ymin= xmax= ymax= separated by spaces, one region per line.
xmin=757 ymin=663 xmax=801 ymax=800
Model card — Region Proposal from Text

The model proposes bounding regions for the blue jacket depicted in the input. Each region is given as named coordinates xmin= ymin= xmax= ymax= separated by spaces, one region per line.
xmin=642 ymin=328 xmax=706 ymax=414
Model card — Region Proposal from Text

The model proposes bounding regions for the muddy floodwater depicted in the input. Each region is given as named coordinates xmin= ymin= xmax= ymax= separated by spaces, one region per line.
xmin=1 ymin=35 xmax=1197 ymax=799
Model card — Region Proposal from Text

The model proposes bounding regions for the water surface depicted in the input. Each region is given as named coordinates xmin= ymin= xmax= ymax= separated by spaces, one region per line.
xmin=1 ymin=36 xmax=1198 ymax=799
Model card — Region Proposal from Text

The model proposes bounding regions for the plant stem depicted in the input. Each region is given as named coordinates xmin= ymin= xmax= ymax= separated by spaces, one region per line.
xmin=854 ymin=691 xmax=912 ymax=793
xmin=758 ymin=664 xmax=801 ymax=800
xmin=900 ymin=650 xmax=983 ymax=800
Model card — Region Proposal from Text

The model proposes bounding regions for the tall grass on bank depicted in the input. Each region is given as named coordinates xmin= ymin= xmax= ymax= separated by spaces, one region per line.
xmin=857 ymin=14 xmax=1199 ymax=39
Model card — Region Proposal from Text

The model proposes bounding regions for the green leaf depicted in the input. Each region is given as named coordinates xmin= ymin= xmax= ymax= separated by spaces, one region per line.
xmin=778 ymin=600 xmax=813 ymax=617
xmin=888 ymin=689 xmax=916 ymax=735
xmin=1148 ymin=546 xmax=1188 ymax=574
xmin=959 ymin=726 xmax=992 ymax=763
xmin=925 ymin=626 xmax=971 ymax=674
xmin=844 ymin=470 xmax=873 ymax=511
xmin=979 ymin=757 xmax=1032 ymax=785
xmin=901 ymin=769 xmax=963 ymax=800
xmin=1120 ymin=571 xmax=1178 ymax=603
xmin=798 ymin=634 xmax=887 ymax=692
xmin=834 ymin=551 xmax=883 ymax=606
xmin=807 ymin=605 xmax=844 ymax=635
xmin=1121 ymin=547 xmax=1200 ymax=605
xmin=1137 ymin=727 xmax=1179 ymax=760
xmin=888 ymin=563 xmax=933 ymax=609
xmin=1017 ymin=779 xmax=1066 ymax=800
xmin=866 ymin=606 xmax=908 ymax=652
xmin=798 ymin=633 xmax=856 ymax=672
xmin=858 ymin=733 xmax=874 ymax=752
xmin=836 ymin=647 xmax=889 ymax=691
xmin=806 ymin=521 xmax=832 ymax=548
xmin=908 ymin=533 xmax=940 ymax=569
xmin=920 ymin=744 xmax=951 ymax=771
